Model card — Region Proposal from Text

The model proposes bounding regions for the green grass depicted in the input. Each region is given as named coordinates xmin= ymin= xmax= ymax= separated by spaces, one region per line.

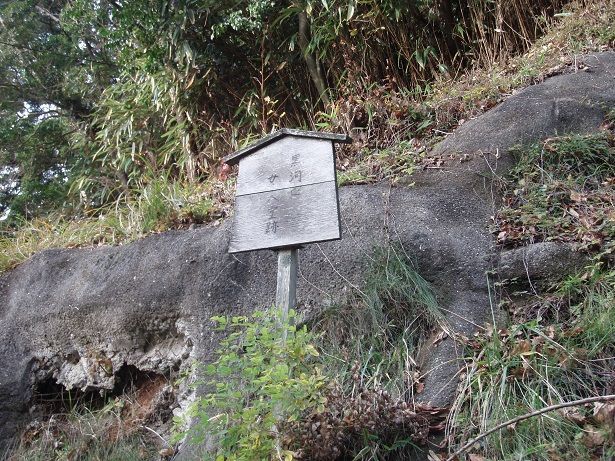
xmin=306 ymin=245 xmax=447 ymax=459
xmin=312 ymin=245 xmax=445 ymax=401
xmin=449 ymin=268 xmax=615 ymax=461
xmin=450 ymin=125 xmax=615 ymax=460
xmin=337 ymin=143 xmax=421 ymax=186
xmin=0 ymin=178 xmax=228 ymax=272
xmin=6 ymin=399 xmax=162 ymax=461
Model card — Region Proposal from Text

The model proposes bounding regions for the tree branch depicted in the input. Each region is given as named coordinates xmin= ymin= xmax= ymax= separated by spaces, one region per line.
xmin=105 ymin=0 xmax=123 ymax=10
xmin=34 ymin=5 xmax=61 ymax=24
xmin=445 ymin=394 xmax=615 ymax=461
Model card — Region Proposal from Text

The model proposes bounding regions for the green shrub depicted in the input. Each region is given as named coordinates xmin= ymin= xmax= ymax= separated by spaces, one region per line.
xmin=175 ymin=309 xmax=326 ymax=461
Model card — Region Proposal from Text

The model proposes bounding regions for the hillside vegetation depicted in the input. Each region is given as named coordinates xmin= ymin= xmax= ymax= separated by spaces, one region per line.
xmin=449 ymin=132 xmax=615 ymax=461
xmin=1 ymin=0 xmax=614 ymax=271
xmin=1 ymin=1 xmax=615 ymax=461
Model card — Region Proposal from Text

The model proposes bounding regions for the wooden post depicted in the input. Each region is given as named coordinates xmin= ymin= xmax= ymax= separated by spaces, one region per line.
xmin=222 ymin=130 xmax=350 ymax=459
xmin=275 ymin=248 xmax=298 ymax=339
xmin=272 ymin=247 xmax=298 ymax=456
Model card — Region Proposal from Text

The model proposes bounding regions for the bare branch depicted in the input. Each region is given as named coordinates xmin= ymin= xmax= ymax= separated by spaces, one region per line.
xmin=445 ymin=394 xmax=615 ymax=461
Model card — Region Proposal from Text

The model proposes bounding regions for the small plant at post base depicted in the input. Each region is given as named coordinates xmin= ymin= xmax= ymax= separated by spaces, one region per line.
xmin=174 ymin=308 xmax=326 ymax=461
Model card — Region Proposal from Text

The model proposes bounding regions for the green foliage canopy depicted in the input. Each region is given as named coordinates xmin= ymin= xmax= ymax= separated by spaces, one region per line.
xmin=0 ymin=0 xmax=565 ymax=224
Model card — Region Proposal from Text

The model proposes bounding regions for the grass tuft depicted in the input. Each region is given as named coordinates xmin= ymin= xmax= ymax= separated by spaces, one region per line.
xmin=312 ymin=245 xmax=446 ymax=401
xmin=449 ymin=268 xmax=615 ymax=460
xmin=6 ymin=399 xmax=164 ymax=461
xmin=0 ymin=179 xmax=232 ymax=272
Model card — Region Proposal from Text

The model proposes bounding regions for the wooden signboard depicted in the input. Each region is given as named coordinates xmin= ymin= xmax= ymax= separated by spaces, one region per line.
xmin=224 ymin=129 xmax=351 ymax=253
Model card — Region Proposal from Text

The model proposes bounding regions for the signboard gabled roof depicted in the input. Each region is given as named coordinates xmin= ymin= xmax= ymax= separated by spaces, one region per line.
xmin=223 ymin=128 xmax=352 ymax=166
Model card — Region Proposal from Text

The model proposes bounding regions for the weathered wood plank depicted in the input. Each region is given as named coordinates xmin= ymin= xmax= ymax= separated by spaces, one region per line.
xmin=229 ymin=181 xmax=340 ymax=253
xmin=236 ymin=137 xmax=334 ymax=196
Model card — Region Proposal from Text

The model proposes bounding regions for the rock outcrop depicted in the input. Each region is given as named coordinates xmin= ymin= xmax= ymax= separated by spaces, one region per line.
xmin=1 ymin=51 xmax=614 ymax=455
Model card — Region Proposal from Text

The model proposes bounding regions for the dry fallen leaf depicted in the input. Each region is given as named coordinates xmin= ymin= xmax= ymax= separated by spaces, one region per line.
xmin=415 ymin=382 xmax=425 ymax=394
xmin=558 ymin=407 xmax=586 ymax=425
xmin=570 ymin=191 xmax=586 ymax=202
xmin=432 ymin=330 xmax=448 ymax=346
xmin=545 ymin=446 xmax=565 ymax=461
xmin=468 ymin=454 xmax=487 ymax=461
xmin=582 ymin=425 xmax=605 ymax=448
xmin=568 ymin=207 xmax=580 ymax=219
xmin=159 ymin=447 xmax=175 ymax=457
xmin=513 ymin=339 xmax=532 ymax=355
xmin=592 ymin=402 xmax=615 ymax=427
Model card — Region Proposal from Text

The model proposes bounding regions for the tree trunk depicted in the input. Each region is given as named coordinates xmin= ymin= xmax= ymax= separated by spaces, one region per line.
xmin=437 ymin=0 xmax=458 ymax=60
xmin=297 ymin=10 xmax=330 ymax=106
